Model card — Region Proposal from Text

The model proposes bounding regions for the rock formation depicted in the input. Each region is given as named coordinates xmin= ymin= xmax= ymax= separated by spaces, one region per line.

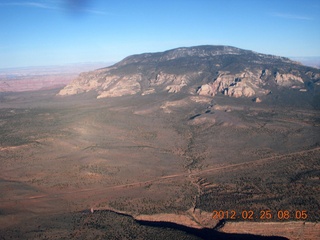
xmin=58 ymin=45 xmax=320 ymax=99
xmin=274 ymin=72 xmax=304 ymax=86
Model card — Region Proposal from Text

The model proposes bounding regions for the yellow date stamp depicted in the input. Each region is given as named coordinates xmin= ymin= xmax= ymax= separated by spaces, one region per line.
xmin=212 ymin=210 xmax=308 ymax=221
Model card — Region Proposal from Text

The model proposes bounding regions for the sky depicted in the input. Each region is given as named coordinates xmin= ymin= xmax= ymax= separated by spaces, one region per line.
xmin=0 ymin=0 xmax=319 ymax=68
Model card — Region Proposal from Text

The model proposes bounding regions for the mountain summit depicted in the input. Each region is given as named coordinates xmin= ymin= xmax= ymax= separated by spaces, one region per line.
xmin=58 ymin=45 xmax=320 ymax=100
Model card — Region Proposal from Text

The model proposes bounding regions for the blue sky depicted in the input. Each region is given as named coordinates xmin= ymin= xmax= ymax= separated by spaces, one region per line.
xmin=0 ymin=0 xmax=319 ymax=68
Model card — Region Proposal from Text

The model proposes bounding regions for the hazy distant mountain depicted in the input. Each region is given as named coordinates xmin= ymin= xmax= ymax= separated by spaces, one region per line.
xmin=290 ymin=56 xmax=320 ymax=69
xmin=58 ymin=45 xmax=320 ymax=101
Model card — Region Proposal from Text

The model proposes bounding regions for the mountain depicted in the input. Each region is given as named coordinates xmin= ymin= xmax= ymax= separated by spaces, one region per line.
xmin=58 ymin=45 xmax=320 ymax=102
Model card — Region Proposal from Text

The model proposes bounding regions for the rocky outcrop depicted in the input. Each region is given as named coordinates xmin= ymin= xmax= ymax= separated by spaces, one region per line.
xmin=97 ymin=74 xmax=141 ymax=98
xmin=58 ymin=70 xmax=105 ymax=95
xmin=274 ymin=72 xmax=304 ymax=86
xmin=253 ymin=97 xmax=262 ymax=103
xmin=306 ymin=71 xmax=320 ymax=80
xmin=57 ymin=45 xmax=320 ymax=99
xmin=58 ymin=71 xmax=142 ymax=98
xmin=197 ymin=70 xmax=267 ymax=98
xmin=151 ymin=72 xmax=191 ymax=93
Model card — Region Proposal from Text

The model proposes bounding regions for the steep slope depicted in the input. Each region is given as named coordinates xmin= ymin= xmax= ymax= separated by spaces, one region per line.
xmin=58 ymin=45 xmax=320 ymax=100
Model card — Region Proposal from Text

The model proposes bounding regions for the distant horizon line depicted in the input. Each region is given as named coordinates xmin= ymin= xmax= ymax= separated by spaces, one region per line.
xmin=0 ymin=61 xmax=115 ymax=71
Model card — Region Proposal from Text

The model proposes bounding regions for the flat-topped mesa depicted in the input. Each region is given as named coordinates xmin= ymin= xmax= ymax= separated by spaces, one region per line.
xmin=117 ymin=46 xmax=243 ymax=65
xmin=57 ymin=45 xmax=320 ymax=99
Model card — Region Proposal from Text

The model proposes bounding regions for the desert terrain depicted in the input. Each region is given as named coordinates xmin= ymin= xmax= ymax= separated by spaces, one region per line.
xmin=0 ymin=46 xmax=320 ymax=239
xmin=0 ymin=87 xmax=319 ymax=239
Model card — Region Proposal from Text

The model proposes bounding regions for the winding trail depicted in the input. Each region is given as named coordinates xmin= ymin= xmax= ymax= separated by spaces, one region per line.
xmin=2 ymin=146 xmax=320 ymax=203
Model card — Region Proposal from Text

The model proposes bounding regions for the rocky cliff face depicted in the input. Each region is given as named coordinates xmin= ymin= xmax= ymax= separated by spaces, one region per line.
xmin=58 ymin=45 xmax=320 ymax=100
xmin=197 ymin=70 xmax=265 ymax=98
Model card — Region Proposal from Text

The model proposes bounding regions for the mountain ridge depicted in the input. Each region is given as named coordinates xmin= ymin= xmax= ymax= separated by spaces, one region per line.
xmin=111 ymin=45 xmax=298 ymax=70
xmin=58 ymin=45 xmax=320 ymax=101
